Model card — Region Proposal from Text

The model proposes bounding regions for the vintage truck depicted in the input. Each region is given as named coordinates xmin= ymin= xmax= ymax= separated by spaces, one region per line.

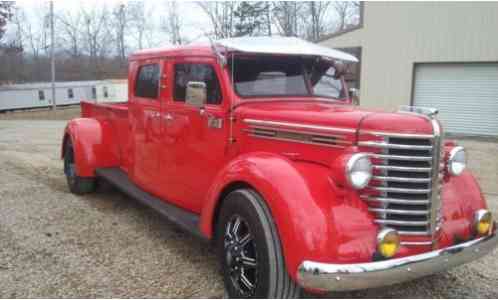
xmin=62 ymin=37 xmax=496 ymax=298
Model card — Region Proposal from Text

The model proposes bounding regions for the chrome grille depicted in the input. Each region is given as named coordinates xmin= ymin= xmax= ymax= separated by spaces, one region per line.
xmin=359 ymin=126 xmax=443 ymax=246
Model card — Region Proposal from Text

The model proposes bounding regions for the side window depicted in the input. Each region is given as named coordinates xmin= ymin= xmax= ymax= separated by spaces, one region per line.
xmin=91 ymin=87 xmax=97 ymax=99
xmin=38 ymin=90 xmax=45 ymax=101
xmin=67 ymin=88 xmax=74 ymax=99
xmin=135 ymin=64 xmax=160 ymax=99
xmin=174 ymin=63 xmax=222 ymax=105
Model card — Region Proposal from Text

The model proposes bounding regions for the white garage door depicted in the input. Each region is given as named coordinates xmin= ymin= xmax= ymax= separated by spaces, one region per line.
xmin=413 ymin=63 xmax=498 ymax=136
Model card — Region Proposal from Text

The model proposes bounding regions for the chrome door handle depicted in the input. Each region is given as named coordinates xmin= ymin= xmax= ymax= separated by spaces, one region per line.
xmin=164 ymin=113 xmax=173 ymax=121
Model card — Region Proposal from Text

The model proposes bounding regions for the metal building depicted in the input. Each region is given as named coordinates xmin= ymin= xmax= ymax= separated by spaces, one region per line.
xmin=320 ymin=2 xmax=498 ymax=136
xmin=0 ymin=80 xmax=128 ymax=111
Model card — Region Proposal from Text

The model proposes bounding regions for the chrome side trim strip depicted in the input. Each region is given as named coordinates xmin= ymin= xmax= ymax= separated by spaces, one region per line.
xmin=246 ymin=134 xmax=349 ymax=149
xmin=248 ymin=125 xmax=347 ymax=139
xmin=244 ymin=118 xmax=356 ymax=134
xmin=297 ymin=233 xmax=498 ymax=292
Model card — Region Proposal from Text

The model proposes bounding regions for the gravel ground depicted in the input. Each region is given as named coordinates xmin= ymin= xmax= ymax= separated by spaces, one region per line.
xmin=0 ymin=119 xmax=497 ymax=298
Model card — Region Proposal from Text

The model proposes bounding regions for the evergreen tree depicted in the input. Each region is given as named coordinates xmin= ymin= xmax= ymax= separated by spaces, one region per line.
xmin=0 ymin=1 xmax=14 ymax=44
xmin=233 ymin=2 xmax=269 ymax=37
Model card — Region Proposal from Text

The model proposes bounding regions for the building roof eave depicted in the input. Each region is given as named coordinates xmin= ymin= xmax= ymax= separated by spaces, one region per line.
xmin=316 ymin=25 xmax=363 ymax=43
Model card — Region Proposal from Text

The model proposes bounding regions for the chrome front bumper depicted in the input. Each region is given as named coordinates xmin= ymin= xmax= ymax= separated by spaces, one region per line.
xmin=297 ymin=233 xmax=497 ymax=291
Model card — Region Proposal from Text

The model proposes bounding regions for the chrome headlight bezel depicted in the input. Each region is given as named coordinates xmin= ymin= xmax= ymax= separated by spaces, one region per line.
xmin=447 ymin=146 xmax=466 ymax=176
xmin=346 ymin=153 xmax=373 ymax=189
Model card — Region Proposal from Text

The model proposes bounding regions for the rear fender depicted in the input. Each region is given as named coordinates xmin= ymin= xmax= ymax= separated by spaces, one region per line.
xmin=62 ymin=118 xmax=120 ymax=177
xmin=200 ymin=152 xmax=376 ymax=280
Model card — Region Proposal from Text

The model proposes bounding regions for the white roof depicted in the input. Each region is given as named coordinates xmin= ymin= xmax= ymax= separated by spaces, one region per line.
xmin=216 ymin=36 xmax=358 ymax=62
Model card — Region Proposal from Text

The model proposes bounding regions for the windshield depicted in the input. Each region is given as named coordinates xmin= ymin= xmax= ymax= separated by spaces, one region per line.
xmin=228 ymin=55 xmax=346 ymax=100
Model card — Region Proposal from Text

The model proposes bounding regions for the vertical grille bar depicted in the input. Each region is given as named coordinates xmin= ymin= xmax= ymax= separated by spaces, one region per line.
xmin=429 ymin=119 xmax=443 ymax=236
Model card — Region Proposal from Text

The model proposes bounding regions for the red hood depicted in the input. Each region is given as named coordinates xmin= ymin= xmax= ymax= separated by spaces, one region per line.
xmin=235 ymin=101 xmax=435 ymax=136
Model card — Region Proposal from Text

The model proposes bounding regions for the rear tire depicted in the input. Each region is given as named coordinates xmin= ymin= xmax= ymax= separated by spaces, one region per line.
xmin=64 ymin=140 xmax=96 ymax=195
xmin=217 ymin=189 xmax=301 ymax=298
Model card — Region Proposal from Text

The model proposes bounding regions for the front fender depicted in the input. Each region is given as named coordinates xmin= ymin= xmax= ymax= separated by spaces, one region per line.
xmin=200 ymin=152 xmax=377 ymax=280
xmin=438 ymin=170 xmax=489 ymax=246
xmin=62 ymin=118 xmax=119 ymax=177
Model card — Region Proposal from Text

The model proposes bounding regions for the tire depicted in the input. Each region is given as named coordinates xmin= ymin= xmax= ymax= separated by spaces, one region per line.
xmin=63 ymin=139 xmax=96 ymax=195
xmin=217 ymin=189 xmax=301 ymax=298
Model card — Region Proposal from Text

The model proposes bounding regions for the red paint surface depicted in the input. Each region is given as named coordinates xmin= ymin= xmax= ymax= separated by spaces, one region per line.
xmin=62 ymin=45 xmax=493 ymax=283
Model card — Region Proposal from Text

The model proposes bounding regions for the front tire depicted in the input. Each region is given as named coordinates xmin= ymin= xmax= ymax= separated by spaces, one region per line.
xmin=217 ymin=189 xmax=301 ymax=298
xmin=64 ymin=140 xmax=96 ymax=195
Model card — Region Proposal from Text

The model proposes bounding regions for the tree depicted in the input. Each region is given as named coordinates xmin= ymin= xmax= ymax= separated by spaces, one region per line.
xmin=332 ymin=1 xmax=360 ymax=31
xmin=306 ymin=1 xmax=332 ymax=41
xmin=160 ymin=1 xmax=184 ymax=45
xmin=271 ymin=2 xmax=303 ymax=37
xmin=0 ymin=1 xmax=14 ymax=44
xmin=81 ymin=4 xmax=114 ymax=78
xmin=197 ymin=2 xmax=236 ymax=39
xmin=128 ymin=1 xmax=155 ymax=50
xmin=57 ymin=8 xmax=84 ymax=58
xmin=112 ymin=3 xmax=128 ymax=61
xmin=233 ymin=2 xmax=269 ymax=37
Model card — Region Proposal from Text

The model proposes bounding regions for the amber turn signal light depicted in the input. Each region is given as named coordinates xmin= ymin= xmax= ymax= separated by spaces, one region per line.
xmin=474 ymin=209 xmax=493 ymax=236
xmin=377 ymin=228 xmax=400 ymax=258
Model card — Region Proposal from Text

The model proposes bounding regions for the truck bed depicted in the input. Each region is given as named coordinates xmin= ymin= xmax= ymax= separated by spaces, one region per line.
xmin=81 ymin=100 xmax=129 ymax=118
xmin=80 ymin=101 xmax=131 ymax=172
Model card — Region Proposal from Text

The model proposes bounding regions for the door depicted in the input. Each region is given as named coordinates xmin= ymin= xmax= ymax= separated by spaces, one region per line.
xmin=129 ymin=60 xmax=163 ymax=193
xmin=413 ymin=63 xmax=498 ymax=136
xmin=159 ymin=57 xmax=228 ymax=213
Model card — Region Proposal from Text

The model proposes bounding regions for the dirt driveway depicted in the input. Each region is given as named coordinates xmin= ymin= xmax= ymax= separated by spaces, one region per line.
xmin=0 ymin=119 xmax=497 ymax=298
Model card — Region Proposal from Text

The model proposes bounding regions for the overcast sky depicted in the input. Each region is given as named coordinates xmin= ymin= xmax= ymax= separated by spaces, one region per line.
xmin=4 ymin=0 xmax=347 ymax=55
xmin=5 ymin=0 xmax=215 ymax=50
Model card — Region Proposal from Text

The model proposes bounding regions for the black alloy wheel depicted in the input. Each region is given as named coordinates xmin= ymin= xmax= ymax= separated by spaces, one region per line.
xmin=217 ymin=189 xmax=301 ymax=298
xmin=224 ymin=214 xmax=259 ymax=297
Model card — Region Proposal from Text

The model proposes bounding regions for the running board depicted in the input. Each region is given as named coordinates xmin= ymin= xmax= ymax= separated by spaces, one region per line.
xmin=95 ymin=168 xmax=206 ymax=241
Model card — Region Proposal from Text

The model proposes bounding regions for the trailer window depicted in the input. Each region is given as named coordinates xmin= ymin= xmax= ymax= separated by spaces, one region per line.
xmin=67 ymin=88 xmax=74 ymax=99
xmin=38 ymin=90 xmax=45 ymax=101
xmin=174 ymin=63 xmax=221 ymax=105
xmin=91 ymin=87 xmax=97 ymax=99
xmin=103 ymin=86 xmax=109 ymax=98
xmin=135 ymin=64 xmax=160 ymax=99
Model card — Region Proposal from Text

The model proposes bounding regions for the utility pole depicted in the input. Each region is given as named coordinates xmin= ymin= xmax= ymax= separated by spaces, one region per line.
xmin=50 ymin=0 xmax=56 ymax=111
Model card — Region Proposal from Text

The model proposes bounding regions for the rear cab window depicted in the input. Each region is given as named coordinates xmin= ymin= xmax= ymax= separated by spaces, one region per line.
xmin=135 ymin=64 xmax=160 ymax=99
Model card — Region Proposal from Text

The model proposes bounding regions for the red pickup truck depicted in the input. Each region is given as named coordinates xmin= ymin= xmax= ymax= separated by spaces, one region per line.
xmin=62 ymin=37 xmax=496 ymax=298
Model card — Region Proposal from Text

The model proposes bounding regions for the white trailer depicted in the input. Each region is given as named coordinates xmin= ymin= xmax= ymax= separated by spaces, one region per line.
xmin=0 ymin=80 xmax=128 ymax=111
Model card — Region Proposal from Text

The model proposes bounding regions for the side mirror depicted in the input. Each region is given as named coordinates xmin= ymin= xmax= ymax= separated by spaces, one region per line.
xmin=349 ymin=88 xmax=359 ymax=105
xmin=185 ymin=81 xmax=207 ymax=108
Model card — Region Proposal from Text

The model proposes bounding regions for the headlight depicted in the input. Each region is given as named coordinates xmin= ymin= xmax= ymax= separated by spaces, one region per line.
xmin=448 ymin=146 xmax=466 ymax=176
xmin=474 ymin=209 xmax=493 ymax=236
xmin=346 ymin=153 xmax=372 ymax=189
xmin=377 ymin=228 xmax=400 ymax=258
